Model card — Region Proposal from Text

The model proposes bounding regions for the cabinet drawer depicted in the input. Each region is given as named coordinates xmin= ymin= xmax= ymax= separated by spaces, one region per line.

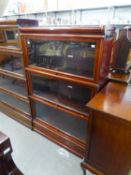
xmin=0 ymin=92 xmax=30 ymax=114
xmin=27 ymin=40 xmax=96 ymax=79
xmin=31 ymin=73 xmax=93 ymax=115
xmin=0 ymin=75 xmax=27 ymax=96
xmin=0 ymin=53 xmax=24 ymax=75
xmin=33 ymin=100 xmax=88 ymax=142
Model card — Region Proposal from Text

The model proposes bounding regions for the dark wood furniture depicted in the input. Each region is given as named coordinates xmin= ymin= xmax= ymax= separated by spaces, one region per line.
xmin=20 ymin=26 xmax=113 ymax=157
xmin=111 ymin=28 xmax=131 ymax=74
xmin=108 ymin=72 xmax=131 ymax=84
xmin=81 ymin=82 xmax=131 ymax=175
xmin=0 ymin=131 xmax=23 ymax=175
xmin=0 ymin=19 xmax=38 ymax=128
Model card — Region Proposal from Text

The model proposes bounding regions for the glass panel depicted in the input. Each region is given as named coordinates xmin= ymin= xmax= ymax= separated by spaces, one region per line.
xmin=0 ymin=29 xmax=20 ymax=48
xmin=32 ymin=74 xmax=91 ymax=114
xmin=28 ymin=40 xmax=96 ymax=78
xmin=0 ymin=54 xmax=24 ymax=74
xmin=35 ymin=101 xmax=87 ymax=141
xmin=0 ymin=75 xmax=27 ymax=96
xmin=6 ymin=30 xmax=17 ymax=40
xmin=0 ymin=92 xmax=30 ymax=114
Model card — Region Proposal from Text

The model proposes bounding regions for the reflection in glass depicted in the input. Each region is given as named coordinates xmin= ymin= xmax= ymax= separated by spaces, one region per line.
xmin=32 ymin=74 xmax=91 ymax=114
xmin=28 ymin=40 xmax=96 ymax=78
xmin=0 ymin=76 xmax=27 ymax=96
xmin=35 ymin=101 xmax=87 ymax=141
xmin=0 ymin=92 xmax=30 ymax=114
xmin=0 ymin=54 xmax=24 ymax=74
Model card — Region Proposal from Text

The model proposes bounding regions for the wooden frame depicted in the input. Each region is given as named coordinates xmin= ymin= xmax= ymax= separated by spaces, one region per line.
xmin=0 ymin=23 xmax=32 ymax=128
xmin=20 ymin=26 xmax=113 ymax=157
xmin=81 ymin=82 xmax=131 ymax=175
xmin=0 ymin=31 xmax=5 ymax=43
xmin=0 ymin=101 xmax=31 ymax=128
xmin=34 ymin=117 xmax=86 ymax=157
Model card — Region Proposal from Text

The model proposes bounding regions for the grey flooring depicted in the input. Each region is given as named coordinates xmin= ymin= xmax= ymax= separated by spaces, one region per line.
xmin=0 ymin=112 xmax=93 ymax=175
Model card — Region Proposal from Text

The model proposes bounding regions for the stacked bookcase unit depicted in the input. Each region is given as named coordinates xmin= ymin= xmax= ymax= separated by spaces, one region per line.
xmin=0 ymin=19 xmax=38 ymax=127
xmin=20 ymin=26 xmax=113 ymax=157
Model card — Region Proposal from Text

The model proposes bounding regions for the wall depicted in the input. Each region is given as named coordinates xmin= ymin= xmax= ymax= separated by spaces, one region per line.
xmin=1 ymin=3 xmax=131 ymax=26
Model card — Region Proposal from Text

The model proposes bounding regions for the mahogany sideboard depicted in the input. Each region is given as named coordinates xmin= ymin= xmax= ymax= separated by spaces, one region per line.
xmin=81 ymin=81 xmax=131 ymax=175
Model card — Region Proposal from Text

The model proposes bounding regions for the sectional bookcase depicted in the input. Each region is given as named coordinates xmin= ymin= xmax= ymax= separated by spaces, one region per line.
xmin=0 ymin=19 xmax=38 ymax=127
xmin=20 ymin=26 xmax=113 ymax=157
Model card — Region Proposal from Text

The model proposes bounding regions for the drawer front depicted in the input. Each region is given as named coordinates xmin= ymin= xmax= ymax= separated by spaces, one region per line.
xmin=33 ymin=100 xmax=88 ymax=142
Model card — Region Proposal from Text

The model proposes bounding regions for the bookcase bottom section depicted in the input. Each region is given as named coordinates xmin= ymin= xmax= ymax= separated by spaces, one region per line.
xmin=0 ymin=102 xmax=32 ymax=128
xmin=33 ymin=119 xmax=86 ymax=158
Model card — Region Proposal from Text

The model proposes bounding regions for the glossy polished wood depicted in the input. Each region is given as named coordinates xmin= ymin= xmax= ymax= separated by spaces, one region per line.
xmin=88 ymin=82 xmax=131 ymax=121
xmin=20 ymin=26 xmax=113 ymax=157
xmin=0 ymin=19 xmax=35 ymax=128
xmin=21 ymin=27 xmax=113 ymax=84
xmin=26 ymin=66 xmax=99 ymax=87
xmin=108 ymin=72 xmax=131 ymax=84
xmin=20 ymin=26 xmax=105 ymax=35
xmin=82 ymin=82 xmax=131 ymax=175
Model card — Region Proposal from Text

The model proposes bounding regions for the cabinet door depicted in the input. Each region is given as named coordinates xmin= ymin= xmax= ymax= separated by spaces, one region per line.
xmin=31 ymin=73 xmax=93 ymax=115
xmin=27 ymin=40 xmax=97 ymax=79
xmin=0 ymin=92 xmax=30 ymax=114
xmin=0 ymin=75 xmax=27 ymax=96
xmin=33 ymin=100 xmax=88 ymax=142
xmin=0 ymin=53 xmax=24 ymax=75
xmin=0 ymin=28 xmax=20 ymax=47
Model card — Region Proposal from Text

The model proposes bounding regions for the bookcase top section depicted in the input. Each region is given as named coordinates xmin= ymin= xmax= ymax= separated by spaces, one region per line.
xmin=20 ymin=26 xmax=105 ymax=36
